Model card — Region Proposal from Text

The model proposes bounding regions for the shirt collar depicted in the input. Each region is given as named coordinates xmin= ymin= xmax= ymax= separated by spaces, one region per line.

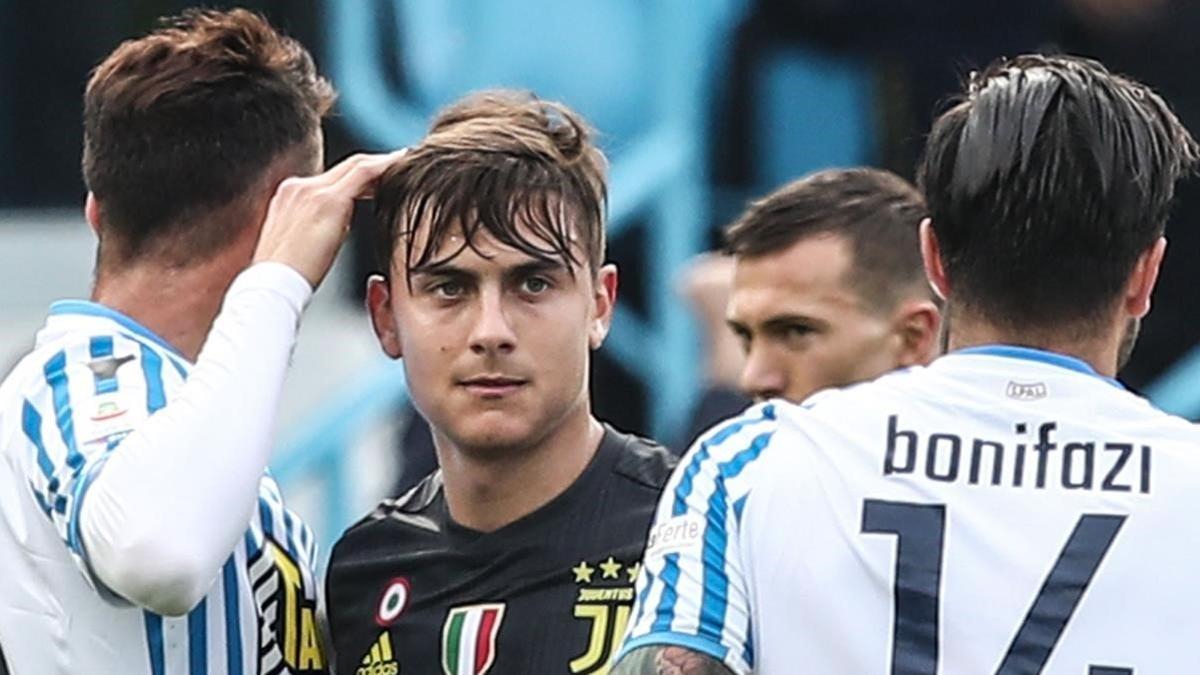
xmin=48 ymin=300 xmax=187 ymax=360
xmin=952 ymin=344 xmax=1124 ymax=390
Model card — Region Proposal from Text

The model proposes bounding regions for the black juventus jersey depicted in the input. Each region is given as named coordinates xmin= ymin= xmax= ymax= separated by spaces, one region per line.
xmin=326 ymin=426 xmax=675 ymax=675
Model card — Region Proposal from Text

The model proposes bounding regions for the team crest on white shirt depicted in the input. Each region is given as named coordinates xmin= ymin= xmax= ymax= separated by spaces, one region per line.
xmin=1006 ymin=381 xmax=1048 ymax=401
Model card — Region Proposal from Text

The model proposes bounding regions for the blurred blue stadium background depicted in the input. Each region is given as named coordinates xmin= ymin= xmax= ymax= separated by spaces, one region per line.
xmin=4 ymin=0 xmax=1200 ymax=561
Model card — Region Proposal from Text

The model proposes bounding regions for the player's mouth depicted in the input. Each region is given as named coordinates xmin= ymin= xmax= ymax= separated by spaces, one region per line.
xmin=458 ymin=375 xmax=528 ymax=398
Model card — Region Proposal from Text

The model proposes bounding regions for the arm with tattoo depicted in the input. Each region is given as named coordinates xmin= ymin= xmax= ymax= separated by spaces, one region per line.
xmin=610 ymin=646 xmax=736 ymax=675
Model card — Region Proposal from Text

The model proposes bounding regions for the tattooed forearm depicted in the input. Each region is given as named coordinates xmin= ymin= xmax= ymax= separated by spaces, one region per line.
xmin=610 ymin=645 xmax=735 ymax=675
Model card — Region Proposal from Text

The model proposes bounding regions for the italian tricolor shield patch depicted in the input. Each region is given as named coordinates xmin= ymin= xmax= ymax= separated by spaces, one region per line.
xmin=441 ymin=603 xmax=505 ymax=675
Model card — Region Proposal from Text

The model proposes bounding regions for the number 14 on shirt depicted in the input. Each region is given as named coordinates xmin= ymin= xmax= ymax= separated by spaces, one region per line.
xmin=862 ymin=499 xmax=1132 ymax=675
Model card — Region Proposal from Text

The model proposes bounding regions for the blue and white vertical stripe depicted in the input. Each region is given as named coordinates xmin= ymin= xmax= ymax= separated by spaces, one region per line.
xmin=8 ymin=303 xmax=321 ymax=675
xmin=619 ymin=403 xmax=778 ymax=674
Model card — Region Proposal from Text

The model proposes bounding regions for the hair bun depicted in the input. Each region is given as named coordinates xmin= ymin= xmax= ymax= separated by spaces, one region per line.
xmin=541 ymin=102 xmax=585 ymax=161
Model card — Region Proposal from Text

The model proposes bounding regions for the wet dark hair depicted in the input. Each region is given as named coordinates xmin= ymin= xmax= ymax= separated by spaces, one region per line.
xmin=374 ymin=90 xmax=607 ymax=283
xmin=723 ymin=168 xmax=931 ymax=312
xmin=918 ymin=54 xmax=1198 ymax=332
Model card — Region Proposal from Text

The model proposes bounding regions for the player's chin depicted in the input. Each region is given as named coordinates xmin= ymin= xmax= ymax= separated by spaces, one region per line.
xmin=449 ymin=412 xmax=543 ymax=454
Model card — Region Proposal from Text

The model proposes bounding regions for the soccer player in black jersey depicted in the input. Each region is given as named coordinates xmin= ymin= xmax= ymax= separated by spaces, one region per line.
xmin=325 ymin=91 xmax=676 ymax=675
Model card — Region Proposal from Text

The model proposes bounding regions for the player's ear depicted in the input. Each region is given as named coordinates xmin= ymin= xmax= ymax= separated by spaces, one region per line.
xmin=588 ymin=263 xmax=618 ymax=350
xmin=1125 ymin=236 xmax=1167 ymax=319
xmin=85 ymin=192 xmax=102 ymax=237
xmin=366 ymin=274 xmax=403 ymax=359
xmin=892 ymin=297 xmax=943 ymax=367
xmin=919 ymin=219 xmax=950 ymax=301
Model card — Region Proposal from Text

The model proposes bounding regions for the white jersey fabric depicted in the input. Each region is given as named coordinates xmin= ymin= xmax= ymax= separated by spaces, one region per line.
xmin=621 ymin=346 xmax=1200 ymax=673
xmin=0 ymin=263 xmax=326 ymax=674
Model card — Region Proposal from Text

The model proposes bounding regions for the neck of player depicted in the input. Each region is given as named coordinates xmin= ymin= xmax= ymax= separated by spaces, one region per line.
xmin=946 ymin=311 xmax=1128 ymax=378
xmin=91 ymin=247 xmax=254 ymax=362
xmin=434 ymin=403 xmax=605 ymax=533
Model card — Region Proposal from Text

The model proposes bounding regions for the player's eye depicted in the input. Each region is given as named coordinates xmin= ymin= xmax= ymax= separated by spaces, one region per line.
xmin=430 ymin=280 xmax=466 ymax=299
xmin=520 ymin=276 xmax=552 ymax=295
xmin=779 ymin=323 xmax=815 ymax=348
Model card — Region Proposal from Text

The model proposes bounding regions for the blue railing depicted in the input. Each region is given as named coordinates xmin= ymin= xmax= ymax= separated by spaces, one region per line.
xmin=272 ymin=359 xmax=408 ymax=555
xmin=1144 ymin=344 xmax=1200 ymax=418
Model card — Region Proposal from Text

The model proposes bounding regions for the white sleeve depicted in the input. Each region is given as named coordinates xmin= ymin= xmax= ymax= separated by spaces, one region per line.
xmin=617 ymin=403 xmax=779 ymax=675
xmin=79 ymin=262 xmax=312 ymax=616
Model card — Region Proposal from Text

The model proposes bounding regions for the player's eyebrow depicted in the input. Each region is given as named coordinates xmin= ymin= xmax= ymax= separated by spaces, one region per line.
xmin=408 ymin=261 xmax=478 ymax=281
xmin=762 ymin=313 xmax=827 ymax=332
xmin=506 ymin=259 xmax=569 ymax=278
xmin=725 ymin=318 xmax=751 ymax=336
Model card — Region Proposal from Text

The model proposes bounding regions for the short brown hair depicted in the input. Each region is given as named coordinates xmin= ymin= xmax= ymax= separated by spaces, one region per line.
xmin=374 ymin=90 xmax=608 ymax=282
xmin=83 ymin=9 xmax=335 ymax=266
xmin=724 ymin=168 xmax=930 ymax=311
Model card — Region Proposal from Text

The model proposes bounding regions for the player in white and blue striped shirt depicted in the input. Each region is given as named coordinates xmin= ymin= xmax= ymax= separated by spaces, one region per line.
xmin=615 ymin=54 xmax=1200 ymax=673
xmin=0 ymin=9 xmax=400 ymax=674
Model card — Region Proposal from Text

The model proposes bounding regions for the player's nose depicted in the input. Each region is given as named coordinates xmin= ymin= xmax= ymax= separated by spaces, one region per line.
xmin=739 ymin=349 xmax=785 ymax=402
xmin=468 ymin=287 xmax=517 ymax=355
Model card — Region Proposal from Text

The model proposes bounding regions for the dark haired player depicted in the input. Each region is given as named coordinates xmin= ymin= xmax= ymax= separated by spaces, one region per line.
xmin=724 ymin=167 xmax=941 ymax=403
xmin=324 ymin=91 xmax=675 ymax=675
xmin=615 ymin=54 xmax=1200 ymax=673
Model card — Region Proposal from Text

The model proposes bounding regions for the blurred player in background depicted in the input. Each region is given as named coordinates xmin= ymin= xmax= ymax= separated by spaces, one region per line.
xmin=614 ymin=54 xmax=1200 ymax=673
xmin=725 ymin=167 xmax=941 ymax=401
xmin=0 ymin=9 xmax=395 ymax=674
xmin=324 ymin=91 xmax=675 ymax=674
xmin=677 ymin=168 xmax=941 ymax=443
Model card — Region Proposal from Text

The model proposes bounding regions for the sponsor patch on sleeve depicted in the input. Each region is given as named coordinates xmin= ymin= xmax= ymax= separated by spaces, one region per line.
xmin=644 ymin=514 xmax=705 ymax=558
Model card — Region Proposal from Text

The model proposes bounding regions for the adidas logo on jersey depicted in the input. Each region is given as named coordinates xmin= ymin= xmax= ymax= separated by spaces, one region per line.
xmin=357 ymin=632 xmax=400 ymax=675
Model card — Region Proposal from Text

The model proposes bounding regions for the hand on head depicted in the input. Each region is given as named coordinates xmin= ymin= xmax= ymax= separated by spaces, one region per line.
xmin=253 ymin=150 xmax=406 ymax=288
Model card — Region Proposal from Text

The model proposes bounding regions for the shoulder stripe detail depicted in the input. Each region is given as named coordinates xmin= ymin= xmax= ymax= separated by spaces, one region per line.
xmin=89 ymin=336 xmax=113 ymax=358
xmin=223 ymin=557 xmax=244 ymax=675
xmin=144 ymin=611 xmax=166 ymax=675
xmin=22 ymin=400 xmax=56 ymax=486
xmin=120 ymin=331 xmax=189 ymax=379
xmin=50 ymin=301 xmax=176 ymax=352
xmin=651 ymin=553 xmax=683 ymax=634
xmin=88 ymin=336 xmax=120 ymax=395
xmin=633 ymin=562 xmax=658 ymax=630
xmin=67 ymin=338 xmax=177 ymax=561
xmin=43 ymin=350 xmax=83 ymax=473
xmin=674 ymin=404 xmax=776 ymax=518
xmin=646 ymin=405 xmax=775 ymax=653
xmin=139 ymin=345 xmax=167 ymax=414
xmin=189 ymin=598 xmax=208 ymax=675
xmin=698 ymin=431 xmax=772 ymax=665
